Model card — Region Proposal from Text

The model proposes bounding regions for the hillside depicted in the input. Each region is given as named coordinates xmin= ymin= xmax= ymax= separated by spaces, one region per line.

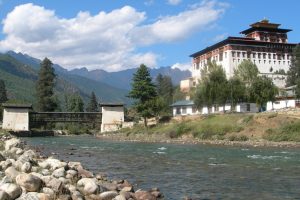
xmin=69 ymin=66 xmax=191 ymax=90
xmin=4 ymin=51 xmax=131 ymax=105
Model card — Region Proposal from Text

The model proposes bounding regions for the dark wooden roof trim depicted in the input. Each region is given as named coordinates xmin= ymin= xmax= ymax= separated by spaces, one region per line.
xmin=240 ymin=27 xmax=292 ymax=34
xmin=2 ymin=103 xmax=32 ymax=109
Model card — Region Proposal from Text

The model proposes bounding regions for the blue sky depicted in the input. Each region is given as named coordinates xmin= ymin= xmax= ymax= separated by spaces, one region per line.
xmin=0 ymin=0 xmax=299 ymax=72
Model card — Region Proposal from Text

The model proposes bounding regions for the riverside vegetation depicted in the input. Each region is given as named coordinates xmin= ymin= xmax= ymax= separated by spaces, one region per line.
xmin=0 ymin=136 xmax=164 ymax=200
xmin=101 ymin=110 xmax=300 ymax=146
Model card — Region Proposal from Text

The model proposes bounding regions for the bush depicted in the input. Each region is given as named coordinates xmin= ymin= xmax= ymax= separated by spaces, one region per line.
xmin=228 ymin=135 xmax=249 ymax=141
xmin=263 ymin=122 xmax=300 ymax=142
xmin=168 ymin=122 xmax=191 ymax=138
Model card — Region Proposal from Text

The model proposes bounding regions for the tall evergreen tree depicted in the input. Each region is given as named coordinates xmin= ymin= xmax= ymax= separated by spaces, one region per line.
xmin=86 ymin=91 xmax=98 ymax=112
xmin=228 ymin=77 xmax=246 ymax=111
xmin=128 ymin=64 xmax=157 ymax=127
xmin=286 ymin=45 xmax=300 ymax=86
xmin=156 ymin=74 xmax=173 ymax=114
xmin=234 ymin=60 xmax=259 ymax=85
xmin=36 ymin=58 xmax=58 ymax=111
xmin=0 ymin=79 xmax=8 ymax=103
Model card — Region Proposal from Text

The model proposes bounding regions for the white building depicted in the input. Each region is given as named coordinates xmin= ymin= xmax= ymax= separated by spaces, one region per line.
xmin=2 ymin=104 xmax=32 ymax=131
xmin=181 ymin=19 xmax=298 ymax=91
xmin=170 ymin=100 xmax=258 ymax=116
xmin=100 ymin=103 xmax=124 ymax=132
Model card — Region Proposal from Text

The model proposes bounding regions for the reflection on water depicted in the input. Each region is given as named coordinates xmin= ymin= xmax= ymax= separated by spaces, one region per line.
xmin=24 ymin=136 xmax=300 ymax=200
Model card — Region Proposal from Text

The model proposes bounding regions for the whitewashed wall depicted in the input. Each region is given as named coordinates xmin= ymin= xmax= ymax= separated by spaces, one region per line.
xmin=266 ymin=99 xmax=296 ymax=111
xmin=2 ymin=108 xmax=30 ymax=131
xmin=101 ymin=106 xmax=124 ymax=132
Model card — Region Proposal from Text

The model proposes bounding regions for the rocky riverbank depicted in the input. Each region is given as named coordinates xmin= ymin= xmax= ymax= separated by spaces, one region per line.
xmin=0 ymin=137 xmax=164 ymax=200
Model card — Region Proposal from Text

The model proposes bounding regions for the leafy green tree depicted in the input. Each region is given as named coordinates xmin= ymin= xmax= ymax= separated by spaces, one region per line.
xmin=67 ymin=94 xmax=84 ymax=112
xmin=36 ymin=58 xmax=58 ymax=111
xmin=156 ymin=74 xmax=173 ymax=104
xmin=173 ymin=86 xmax=186 ymax=102
xmin=86 ymin=91 xmax=98 ymax=112
xmin=194 ymin=61 xmax=228 ymax=113
xmin=0 ymin=79 xmax=8 ymax=103
xmin=286 ymin=45 xmax=300 ymax=86
xmin=128 ymin=64 xmax=157 ymax=127
xmin=234 ymin=60 xmax=259 ymax=85
xmin=249 ymin=76 xmax=278 ymax=111
xmin=228 ymin=77 xmax=246 ymax=111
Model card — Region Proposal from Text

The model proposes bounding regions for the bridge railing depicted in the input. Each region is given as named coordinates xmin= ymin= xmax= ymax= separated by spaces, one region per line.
xmin=29 ymin=112 xmax=102 ymax=128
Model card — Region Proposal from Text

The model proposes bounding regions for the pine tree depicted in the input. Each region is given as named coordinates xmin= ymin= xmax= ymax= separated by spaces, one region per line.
xmin=86 ymin=91 xmax=98 ymax=112
xmin=36 ymin=58 xmax=58 ymax=111
xmin=0 ymin=79 xmax=8 ymax=103
xmin=128 ymin=64 xmax=157 ymax=127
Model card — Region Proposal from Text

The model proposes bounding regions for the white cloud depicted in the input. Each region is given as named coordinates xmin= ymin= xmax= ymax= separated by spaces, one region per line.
xmin=171 ymin=62 xmax=191 ymax=71
xmin=130 ymin=1 xmax=226 ymax=45
xmin=0 ymin=1 xmax=227 ymax=71
xmin=167 ymin=0 xmax=181 ymax=5
xmin=212 ymin=33 xmax=228 ymax=42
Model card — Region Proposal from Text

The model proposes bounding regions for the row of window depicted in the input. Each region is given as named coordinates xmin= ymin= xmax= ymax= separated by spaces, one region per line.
xmin=232 ymin=58 xmax=290 ymax=65
xmin=231 ymin=51 xmax=290 ymax=60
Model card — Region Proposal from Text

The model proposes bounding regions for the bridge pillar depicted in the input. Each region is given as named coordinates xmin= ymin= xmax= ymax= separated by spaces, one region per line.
xmin=100 ymin=103 xmax=124 ymax=132
xmin=2 ymin=104 xmax=32 ymax=132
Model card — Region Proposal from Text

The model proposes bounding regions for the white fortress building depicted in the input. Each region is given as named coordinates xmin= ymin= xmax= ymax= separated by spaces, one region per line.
xmin=181 ymin=19 xmax=298 ymax=92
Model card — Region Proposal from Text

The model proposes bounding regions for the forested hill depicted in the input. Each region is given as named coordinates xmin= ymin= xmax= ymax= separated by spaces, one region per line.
xmin=0 ymin=52 xmax=130 ymax=107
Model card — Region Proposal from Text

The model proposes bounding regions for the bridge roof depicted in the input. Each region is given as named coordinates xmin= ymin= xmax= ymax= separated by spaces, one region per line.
xmin=2 ymin=103 xmax=32 ymax=109
xmin=100 ymin=103 xmax=125 ymax=107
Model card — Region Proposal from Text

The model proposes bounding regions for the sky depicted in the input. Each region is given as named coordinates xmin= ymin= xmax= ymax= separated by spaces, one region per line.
xmin=0 ymin=0 xmax=299 ymax=72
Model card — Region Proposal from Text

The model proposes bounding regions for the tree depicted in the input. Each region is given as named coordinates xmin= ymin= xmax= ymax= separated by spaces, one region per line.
xmin=67 ymin=94 xmax=84 ymax=112
xmin=234 ymin=60 xmax=259 ymax=85
xmin=36 ymin=58 xmax=58 ymax=111
xmin=173 ymin=86 xmax=185 ymax=102
xmin=194 ymin=61 xmax=228 ymax=113
xmin=228 ymin=76 xmax=246 ymax=111
xmin=249 ymin=76 xmax=278 ymax=111
xmin=86 ymin=91 xmax=98 ymax=112
xmin=286 ymin=45 xmax=300 ymax=86
xmin=156 ymin=74 xmax=173 ymax=104
xmin=0 ymin=79 xmax=8 ymax=103
xmin=128 ymin=64 xmax=157 ymax=127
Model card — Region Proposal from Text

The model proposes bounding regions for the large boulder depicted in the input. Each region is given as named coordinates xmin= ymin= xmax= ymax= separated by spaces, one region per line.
xmin=99 ymin=191 xmax=118 ymax=200
xmin=5 ymin=166 xmax=20 ymax=181
xmin=0 ymin=190 xmax=10 ymax=200
xmin=52 ymin=167 xmax=66 ymax=178
xmin=113 ymin=195 xmax=126 ymax=200
xmin=134 ymin=191 xmax=156 ymax=200
xmin=21 ymin=162 xmax=32 ymax=173
xmin=0 ymin=183 xmax=22 ymax=199
xmin=39 ymin=158 xmax=67 ymax=170
xmin=42 ymin=187 xmax=55 ymax=199
xmin=77 ymin=178 xmax=99 ymax=195
xmin=16 ymin=173 xmax=42 ymax=192
xmin=5 ymin=138 xmax=21 ymax=151
xmin=45 ymin=177 xmax=63 ymax=193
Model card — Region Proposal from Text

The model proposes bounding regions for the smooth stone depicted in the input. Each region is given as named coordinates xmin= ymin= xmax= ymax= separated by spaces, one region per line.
xmin=100 ymin=183 xmax=118 ymax=191
xmin=0 ymin=183 xmax=22 ymax=199
xmin=0 ymin=190 xmax=10 ymax=200
xmin=21 ymin=162 xmax=32 ymax=173
xmin=5 ymin=138 xmax=21 ymax=151
xmin=45 ymin=177 xmax=63 ymax=193
xmin=41 ymin=169 xmax=50 ymax=176
xmin=52 ymin=167 xmax=66 ymax=178
xmin=113 ymin=195 xmax=126 ymax=200
xmin=1 ymin=160 xmax=12 ymax=170
xmin=99 ymin=191 xmax=118 ymax=200
xmin=42 ymin=187 xmax=55 ymax=199
xmin=77 ymin=178 xmax=99 ymax=195
xmin=15 ymin=148 xmax=24 ymax=155
xmin=57 ymin=195 xmax=72 ymax=200
xmin=5 ymin=166 xmax=20 ymax=181
xmin=121 ymin=186 xmax=133 ymax=192
xmin=16 ymin=173 xmax=42 ymax=192
xmin=22 ymin=150 xmax=36 ymax=159
xmin=38 ymin=193 xmax=51 ymax=200
xmin=39 ymin=159 xmax=67 ymax=170
xmin=134 ymin=191 xmax=156 ymax=200
xmin=0 ymin=176 xmax=13 ymax=184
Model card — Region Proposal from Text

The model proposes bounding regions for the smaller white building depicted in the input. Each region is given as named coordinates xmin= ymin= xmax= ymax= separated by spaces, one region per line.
xmin=2 ymin=104 xmax=32 ymax=131
xmin=170 ymin=100 xmax=258 ymax=116
xmin=100 ymin=103 xmax=124 ymax=132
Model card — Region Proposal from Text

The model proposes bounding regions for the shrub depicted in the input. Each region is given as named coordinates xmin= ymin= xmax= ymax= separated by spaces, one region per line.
xmin=228 ymin=135 xmax=249 ymax=141
xmin=263 ymin=122 xmax=300 ymax=142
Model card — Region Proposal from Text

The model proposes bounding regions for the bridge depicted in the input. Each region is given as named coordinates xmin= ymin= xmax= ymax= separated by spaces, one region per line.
xmin=29 ymin=112 xmax=102 ymax=128
xmin=2 ymin=103 xmax=125 ymax=133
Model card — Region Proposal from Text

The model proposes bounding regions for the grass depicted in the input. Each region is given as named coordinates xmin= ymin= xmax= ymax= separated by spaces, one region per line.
xmin=263 ymin=121 xmax=300 ymax=142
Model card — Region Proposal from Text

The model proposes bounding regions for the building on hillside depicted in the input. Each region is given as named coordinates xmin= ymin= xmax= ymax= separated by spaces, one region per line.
xmin=181 ymin=19 xmax=298 ymax=91
xmin=170 ymin=100 xmax=258 ymax=116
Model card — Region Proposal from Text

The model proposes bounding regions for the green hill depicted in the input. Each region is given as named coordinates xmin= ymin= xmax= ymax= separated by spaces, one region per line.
xmin=0 ymin=53 xmax=130 ymax=109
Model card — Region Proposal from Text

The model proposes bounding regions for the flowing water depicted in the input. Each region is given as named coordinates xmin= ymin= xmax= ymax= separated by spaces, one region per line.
xmin=23 ymin=136 xmax=300 ymax=200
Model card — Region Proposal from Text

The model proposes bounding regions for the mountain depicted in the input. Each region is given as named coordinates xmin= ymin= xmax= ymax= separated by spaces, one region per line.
xmin=1 ymin=52 xmax=131 ymax=106
xmin=69 ymin=66 xmax=191 ymax=90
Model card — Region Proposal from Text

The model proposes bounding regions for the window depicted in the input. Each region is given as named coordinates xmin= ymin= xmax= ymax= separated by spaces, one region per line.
xmin=182 ymin=107 xmax=187 ymax=114
xmin=176 ymin=107 xmax=181 ymax=115
xmin=225 ymin=52 xmax=227 ymax=58
xmin=232 ymin=51 xmax=236 ymax=57
xmin=273 ymin=54 xmax=276 ymax=59
xmin=268 ymin=53 xmax=271 ymax=59
xmin=257 ymin=53 xmax=261 ymax=59
xmin=247 ymin=104 xmax=250 ymax=111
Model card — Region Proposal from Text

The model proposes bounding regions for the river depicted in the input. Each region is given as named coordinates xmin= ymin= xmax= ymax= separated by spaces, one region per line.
xmin=23 ymin=136 xmax=300 ymax=200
